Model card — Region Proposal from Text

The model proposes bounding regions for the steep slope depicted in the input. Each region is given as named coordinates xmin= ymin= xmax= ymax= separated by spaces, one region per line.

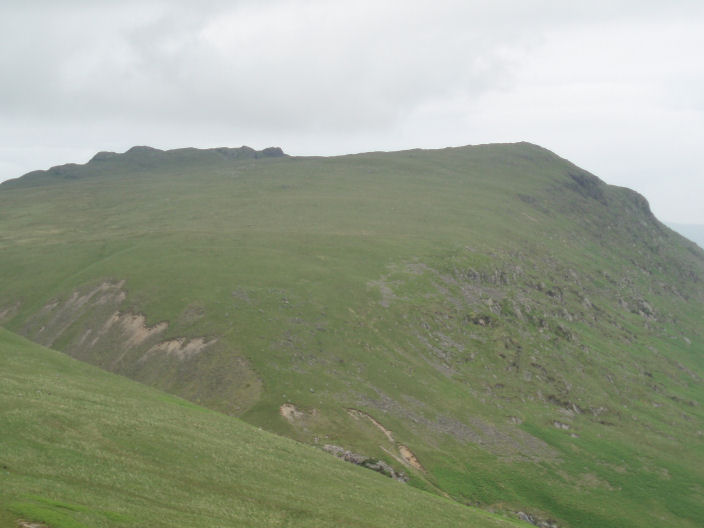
xmin=0 ymin=327 xmax=520 ymax=528
xmin=1 ymin=142 xmax=703 ymax=527
xmin=668 ymin=223 xmax=704 ymax=249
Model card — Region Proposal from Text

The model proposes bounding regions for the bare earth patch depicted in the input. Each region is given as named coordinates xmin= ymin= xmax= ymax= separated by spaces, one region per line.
xmin=278 ymin=402 xmax=322 ymax=427
xmin=347 ymin=408 xmax=395 ymax=442
xmin=346 ymin=408 xmax=424 ymax=471
xmin=398 ymin=445 xmax=424 ymax=471
xmin=96 ymin=311 xmax=168 ymax=349
xmin=23 ymin=280 xmax=217 ymax=365
xmin=0 ymin=302 xmax=20 ymax=323
xmin=18 ymin=521 xmax=49 ymax=528
xmin=144 ymin=337 xmax=216 ymax=361
xmin=279 ymin=403 xmax=305 ymax=423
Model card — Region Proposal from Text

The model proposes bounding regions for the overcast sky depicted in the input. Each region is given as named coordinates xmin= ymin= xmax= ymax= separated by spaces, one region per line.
xmin=1 ymin=1 xmax=703 ymax=223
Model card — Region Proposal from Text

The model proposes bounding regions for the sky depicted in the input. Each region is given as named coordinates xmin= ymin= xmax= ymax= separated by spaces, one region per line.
xmin=1 ymin=0 xmax=703 ymax=223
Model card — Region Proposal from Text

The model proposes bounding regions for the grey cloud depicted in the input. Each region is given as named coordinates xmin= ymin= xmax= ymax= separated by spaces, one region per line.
xmin=2 ymin=1 xmax=522 ymax=130
xmin=1 ymin=1 xmax=703 ymax=222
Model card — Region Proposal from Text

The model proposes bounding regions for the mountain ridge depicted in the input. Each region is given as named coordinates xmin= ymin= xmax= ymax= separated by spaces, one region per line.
xmin=0 ymin=144 xmax=287 ymax=188
xmin=1 ymin=142 xmax=702 ymax=527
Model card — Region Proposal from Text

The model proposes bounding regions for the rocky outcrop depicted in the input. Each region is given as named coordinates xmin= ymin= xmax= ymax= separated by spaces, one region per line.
xmin=2 ymin=145 xmax=287 ymax=188
xmin=516 ymin=511 xmax=560 ymax=528
xmin=322 ymin=445 xmax=408 ymax=482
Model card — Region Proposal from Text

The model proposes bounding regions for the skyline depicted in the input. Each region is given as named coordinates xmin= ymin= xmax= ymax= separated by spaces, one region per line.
xmin=2 ymin=1 xmax=703 ymax=223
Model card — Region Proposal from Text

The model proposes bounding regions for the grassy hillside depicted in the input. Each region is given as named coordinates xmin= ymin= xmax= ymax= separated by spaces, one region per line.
xmin=1 ymin=142 xmax=703 ymax=526
xmin=0 ymin=327 xmax=523 ymax=528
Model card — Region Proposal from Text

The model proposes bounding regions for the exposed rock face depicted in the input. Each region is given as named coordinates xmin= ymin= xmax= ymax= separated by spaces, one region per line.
xmin=516 ymin=511 xmax=560 ymax=528
xmin=322 ymin=445 xmax=408 ymax=482
xmin=2 ymin=145 xmax=287 ymax=188
xmin=258 ymin=146 xmax=286 ymax=158
xmin=22 ymin=281 xmax=218 ymax=366
xmin=14 ymin=279 xmax=261 ymax=415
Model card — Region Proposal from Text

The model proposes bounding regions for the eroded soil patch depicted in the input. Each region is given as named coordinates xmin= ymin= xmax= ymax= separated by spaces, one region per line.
xmin=24 ymin=281 xmax=215 ymax=366
xmin=398 ymin=445 xmax=424 ymax=471
xmin=279 ymin=403 xmax=305 ymax=423
xmin=144 ymin=337 xmax=216 ymax=361
xmin=18 ymin=521 xmax=49 ymax=528
xmin=0 ymin=302 xmax=20 ymax=323
xmin=346 ymin=408 xmax=425 ymax=472
xmin=347 ymin=408 xmax=395 ymax=442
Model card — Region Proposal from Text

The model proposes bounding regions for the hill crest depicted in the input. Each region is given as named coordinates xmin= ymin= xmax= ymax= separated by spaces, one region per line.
xmin=1 ymin=144 xmax=286 ymax=188
xmin=0 ymin=141 xmax=702 ymax=527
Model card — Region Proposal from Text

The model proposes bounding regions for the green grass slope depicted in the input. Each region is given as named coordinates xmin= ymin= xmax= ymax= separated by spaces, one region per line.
xmin=0 ymin=327 xmax=521 ymax=528
xmin=1 ymin=142 xmax=703 ymax=526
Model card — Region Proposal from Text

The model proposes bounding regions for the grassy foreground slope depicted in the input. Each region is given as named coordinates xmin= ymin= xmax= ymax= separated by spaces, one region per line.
xmin=0 ymin=327 xmax=520 ymax=528
xmin=1 ymin=143 xmax=703 ymax=526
